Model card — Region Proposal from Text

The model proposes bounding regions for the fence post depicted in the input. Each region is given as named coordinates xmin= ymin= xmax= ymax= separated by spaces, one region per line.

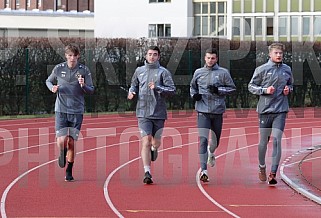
xmin=25 ymin=48 xmax=29 ymax=114
xmin=188 ymin=49 xmax=192 ymax=108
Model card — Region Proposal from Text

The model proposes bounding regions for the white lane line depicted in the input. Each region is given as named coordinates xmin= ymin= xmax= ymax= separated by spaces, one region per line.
xmin=1 ymin=123 xmax=192 ymax=215
xmin=280 ymin=147 xmax=321 ymax=205
xmin=196 ymin=135 xmax=321 ymax=217
xmin=103 ymin=139 xmax=258 ymax=218
xmin=196 ymin=168 xmax=241 ymax=218
xmin=2 ymin=123 xmax=321 ymax=156
xmin=104 ymin=157 xmax=139 ymax=218
xmin=2 ymin=116 xmax=321 ymax=157
xmin=103 ymin=142 xmax=197 ymax=218
xmin=2 ymin=123 xmax=321 ymax=217
xmin=280 ymin=170 xmax=321 ymax=205
xmin=0 ymin=126 xmax=256 ymax=156
xmin=196 ymin=142 xmax=260 ymax=218
xmin=104 ymin=126 xmax=272 ymax=217
xmin=0 ymin=136 xmax=142 ymax=218
xmin=0 ymin=159 xmax=56 ymax=218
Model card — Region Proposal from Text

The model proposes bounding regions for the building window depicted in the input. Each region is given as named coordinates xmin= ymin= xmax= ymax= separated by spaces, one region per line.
xmin=194 ymin=16 xmax=201 ymax=36
xmin=279 ymin=0 xmax=287 ymax=12
xmin=232 ymin=18 xmax=240 ymax=36
xmin=244 ymin=0 xmax=252 ymax=13
xmin=149 ymin=0 xmax=171 ymax=3
xmin=266 ymin=17 xmax=273 ymax=35
xmin=27 ymin=0 xmax=30 ymax=7
xmin=202 ymin=2 xmax=208 ymax=13
xmin=291 ymin=16 xmax=299 ymax=35
xmin=55 ymin=0 xmax=62 ymax=10
xmin=266 ymin=0 xmax=274 ymax=12
xmin=218 ymin=15 xmax=225 ymax=35
xmin=291 ymin=0 xmax=299 ymax=11
xmin=255 ymin=0 xmax=264 ymax=12
xmin=303 ymin=16 xmax=310 ymax=35
xmin=255 ymin=17 xmax=263 ymax=35
xmin=194 ymin=2 xmax=201 ymax=13
xmin=5 ymin=0 xmax=10 ymax=8
xmin=210 ymin=15 xmax=216 ymax=35
xmin=210 ymin=2 xmax=215 ymax=13
xmin=165 ymin=24 xmax=171 ymax=36
xmin=233 ymin=0 xmax=241 ymax=13
xmin=149 ymin=25 xmax=156 ymax=37
xmin=302 ymin=0 xmax=311 ymax=11
xmin=193 ymin=1 xmax=227 ymax=37
xmin=37 ymin=0 xmax=41 ymax=8
xmin=218 ymin=2 xmax=225 ymax=13
xmin=315 ymin=1 xmax=321 ymax=11
xmin=313 ymin=17 xmax=321 ymax=35
xmin=202 ymin=16 xmax=208 ymax=35
xmin=279 ymin=17 xmax=287 ymax=36
xmin=244 ymin=17 xmax=252 ymax=36
xmin=148 ymin=24 xmax=171 ymax=38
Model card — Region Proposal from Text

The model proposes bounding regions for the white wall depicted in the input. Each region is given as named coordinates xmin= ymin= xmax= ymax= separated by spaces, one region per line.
xmin=95 ymin=0 xmax=193 ymax=38
xmin=0 ymin=10 xmax=94 ymax=38
xmin=0 ymin=15 xmax=93 ymax=29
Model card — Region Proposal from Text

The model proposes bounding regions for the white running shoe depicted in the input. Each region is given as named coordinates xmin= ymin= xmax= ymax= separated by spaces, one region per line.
xmin=207 ymin=147 xmax=216 ymax=167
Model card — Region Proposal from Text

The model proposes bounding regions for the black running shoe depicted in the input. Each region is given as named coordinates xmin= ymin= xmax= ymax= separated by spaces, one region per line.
xmin=65 ymin=170 xmax=74 ymax=182
xmin=58 ymin=147 xmax=67 ymax=168
xmin=151 ymin=147 xmax=158 ymax=161
xmin=143 ymin=171 xmax=153 ymax=184
xmin=268 ymin=173 xmax=277 ymax=185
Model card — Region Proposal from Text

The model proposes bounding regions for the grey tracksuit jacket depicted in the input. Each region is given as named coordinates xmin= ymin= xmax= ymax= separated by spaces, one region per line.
xmin=190 ymin=64 xmax=236 ymax=114
xmin=46 ymin=62 xmax=95 ymax=114
xmin=248 ymin=59 xmax=293 ymax=114
xmin=129 ymin=61 xmax=176 ymax=119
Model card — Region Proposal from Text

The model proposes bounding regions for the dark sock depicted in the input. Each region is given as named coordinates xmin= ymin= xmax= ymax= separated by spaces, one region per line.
xmin=66 ymin=161 xmax=74 ymax=173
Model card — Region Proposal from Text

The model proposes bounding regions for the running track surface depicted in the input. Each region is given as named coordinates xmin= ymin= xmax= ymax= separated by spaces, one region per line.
xmin=1 ymin=108 xmax=321 ymax=217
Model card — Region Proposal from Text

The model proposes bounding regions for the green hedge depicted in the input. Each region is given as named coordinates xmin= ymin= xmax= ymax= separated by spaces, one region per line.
xmin=0 ymin=37 xmax=321 ymax=116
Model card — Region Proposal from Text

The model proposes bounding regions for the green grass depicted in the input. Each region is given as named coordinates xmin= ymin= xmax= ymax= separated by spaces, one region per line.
xmin=0 ymin=108 xmax=253 ymax=120
xmin=0 ymin=114 xmax=54 ymax=120
xmin=0 ymin=111 xmax=135 ymax=120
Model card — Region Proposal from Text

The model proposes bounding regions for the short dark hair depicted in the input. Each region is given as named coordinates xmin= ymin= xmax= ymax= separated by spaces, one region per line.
xmin=148 ymin=45 xmax=161 ymax=55
xmin=65 ymin=44 xmax=80 ymax=56
xmin=205 ymin=48 xmax=218 ymax=56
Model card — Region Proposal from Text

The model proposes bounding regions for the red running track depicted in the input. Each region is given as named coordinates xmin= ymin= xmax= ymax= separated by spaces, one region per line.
xmin=1 ymin=108 xmax=321 ymax=217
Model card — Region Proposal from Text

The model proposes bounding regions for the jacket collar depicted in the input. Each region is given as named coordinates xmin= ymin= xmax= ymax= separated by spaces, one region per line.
xmin=267 ymin=59 xmax=283 ymax=67
xmin=145 ymin=60 xmax=160 ymax=69
xmin=204 ymin=63 xmax=219 ymax=70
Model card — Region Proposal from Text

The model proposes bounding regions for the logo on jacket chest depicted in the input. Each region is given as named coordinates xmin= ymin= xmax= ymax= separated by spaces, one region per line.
xmin=75 ymin=71 xmax=82 ymax=79
xmin=61 ymin=71 xmax=66 ymax=77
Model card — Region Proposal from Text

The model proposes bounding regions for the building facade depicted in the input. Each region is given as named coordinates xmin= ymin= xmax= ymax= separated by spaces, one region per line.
xmin=0 ymin=0 xmax=94 ymax=11
xmin=95 ymin=0 xmax=194 ymax=39
xmin=0 ymin=0 xmax=94 ymax=38
xmin=95 ymin=0 xmax=321 ymax=41
xmin=231 ymin=0 xmax=321 ymax=42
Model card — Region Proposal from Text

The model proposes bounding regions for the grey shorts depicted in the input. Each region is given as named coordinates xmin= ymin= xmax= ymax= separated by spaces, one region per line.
xmin=55 ymin=112 xmax=83 ymax=140
xmin=138 ymin=118 xmax=165 ymax=139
